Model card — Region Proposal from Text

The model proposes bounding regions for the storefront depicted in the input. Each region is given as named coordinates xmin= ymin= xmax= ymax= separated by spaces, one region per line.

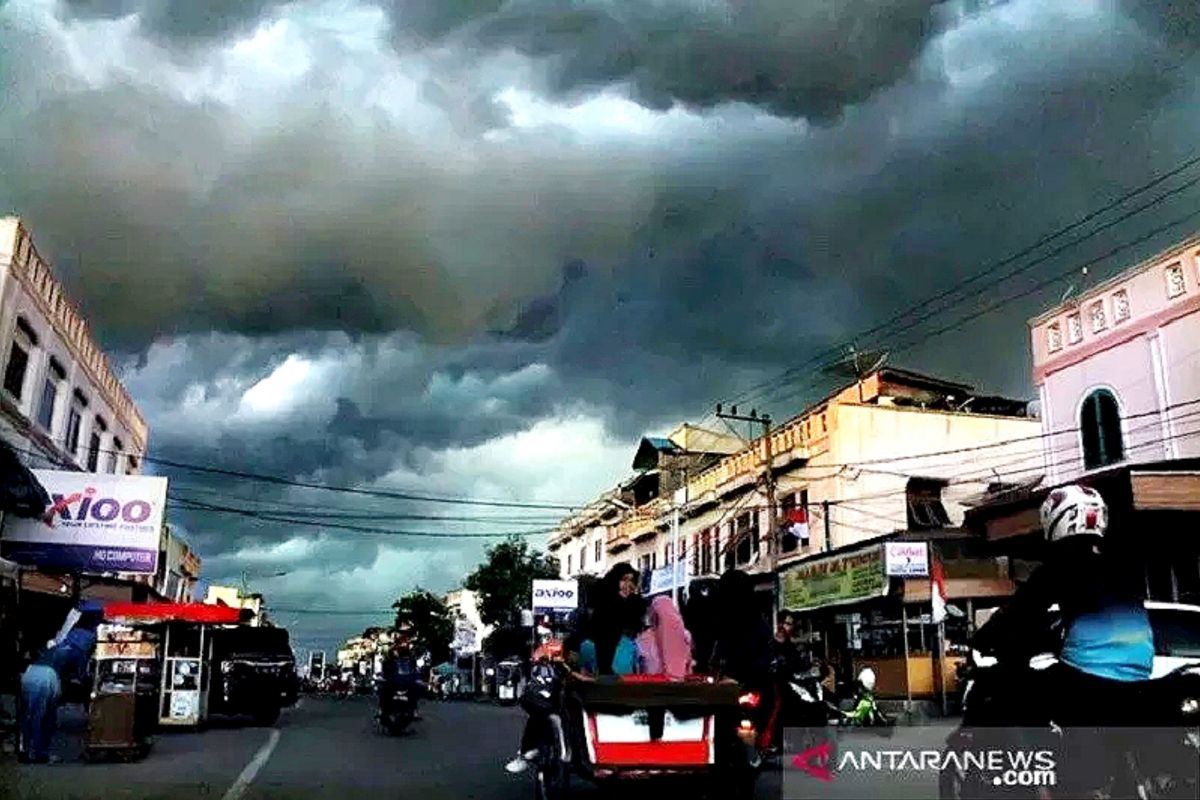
xmin=779 ymin=533 xmax=1014 ymax=705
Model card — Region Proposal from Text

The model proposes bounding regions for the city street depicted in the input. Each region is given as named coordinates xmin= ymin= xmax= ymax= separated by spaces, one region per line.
xmin=0 ymin=696 xmax=956 ymax=800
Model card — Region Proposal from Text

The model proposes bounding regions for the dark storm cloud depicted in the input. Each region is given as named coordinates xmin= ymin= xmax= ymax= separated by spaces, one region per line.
xmin=59 ymin=0 xmax=296 ymax=43
xmin=8 ymin=0 xmax=1200 ymax=650
xmin=461 ymin=0 xmax=945 ymax=121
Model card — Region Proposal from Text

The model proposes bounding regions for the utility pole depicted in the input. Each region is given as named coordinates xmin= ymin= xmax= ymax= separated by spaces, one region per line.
xmin=715 ymin=405 xmax=777 ymax=614
xmin=822 ymin=500 xmax=832 ymax=552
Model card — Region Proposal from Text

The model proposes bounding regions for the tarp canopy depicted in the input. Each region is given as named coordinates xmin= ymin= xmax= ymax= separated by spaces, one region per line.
xmin=103 ymin=602 xmax=248 ymax=624
xmin=432 ymin=662 xmax=456 ymax=676
xmin=0 ymin=439 xmax=50 ymax=518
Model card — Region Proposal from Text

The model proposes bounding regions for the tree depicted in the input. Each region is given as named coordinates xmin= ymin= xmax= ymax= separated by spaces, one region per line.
xmin=392 ymin=588 xmax=454 ymax=663
xmin=465 ymin=535 xmax=560 ymax=629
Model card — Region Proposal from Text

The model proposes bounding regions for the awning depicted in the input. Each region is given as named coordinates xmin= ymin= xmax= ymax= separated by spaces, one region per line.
xmin=103 ymin=602 xmax=249 ymax=624
xmin=0 ymin=439 xmax=50 ymax=518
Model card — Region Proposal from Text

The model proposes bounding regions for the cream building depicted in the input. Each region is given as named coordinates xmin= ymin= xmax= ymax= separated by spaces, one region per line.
xmin=0 ymin=217 xmax=147 ymax=473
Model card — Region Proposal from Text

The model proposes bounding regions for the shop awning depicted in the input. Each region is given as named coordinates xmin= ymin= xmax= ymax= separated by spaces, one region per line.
xmin=102 ymin=602 xmax=249 ymax=624
xmin=0 ymin=439 xmax=50 ymax=518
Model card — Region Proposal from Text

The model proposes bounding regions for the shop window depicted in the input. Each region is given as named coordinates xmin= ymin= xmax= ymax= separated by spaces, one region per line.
xmin=579 ymin=545 xmax=586 ymax=570
xmin=907 ymin=479 xmax=951 ymax=530
xmin=1080 ymin=388 xmax=1124 ymax=470
xmin=566 ymin=554 xmax=573 ymax=575
xmin=735 ymin=512 xmax=759 ymax=566
xmin=3 ymin=339 xmax=29 ymax=400
xmin=37 ymin=376 xmax=58 ymax=431
xmin=1066 ymin=312 xmax=1083 ymax=345
xmin=1046 ymin=322 xmax=1063 ymax=353
xmin=723 ymin=524 xmax=735 ymax=571
xmin=126 ymin=455 xmax=139 ymax=474
xmin=66 ymin=407 xmax=82 ymax=455
xmin=1166 ymin=263 xmax=1186 ymax=299
xmin=1112 ymin=289 xmax=1131 ymax=323
xmin=700 ymin=528 xmax=713 ymax=575
xmin=107 ymin=437 xmax=123 ymax=474
xmin=1089 ymin=300 xmax=1107 ymax=333
xmin=664 ymin=542 xmax=673 ymax=564
xmin=780 ymin=490 xmax=810 ymax=553
xmin=1174 ymin=556 xmax=1200 ymax=606
xmin=594 ymin=539 xmax=602 ymax=564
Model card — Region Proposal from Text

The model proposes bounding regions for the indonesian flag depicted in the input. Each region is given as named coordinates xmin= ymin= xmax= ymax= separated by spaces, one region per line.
xmin=930 ymin=554 xmax=948 ymax=625
xmin=785 ymin=507 xmax=810 ymax=544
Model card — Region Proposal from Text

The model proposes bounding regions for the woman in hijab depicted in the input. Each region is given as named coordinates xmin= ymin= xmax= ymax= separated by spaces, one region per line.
xmin=592 ymin=562 xmax=642 ymax=676
xmin=712 ymin=569 xmax=771 ymax=686
xmin=637 ymin=596 xmax=694 ymax=679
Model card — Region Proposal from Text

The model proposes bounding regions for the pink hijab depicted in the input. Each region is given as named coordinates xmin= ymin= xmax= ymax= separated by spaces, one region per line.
xmin=637 ymin=596 xmax=694 ymax=678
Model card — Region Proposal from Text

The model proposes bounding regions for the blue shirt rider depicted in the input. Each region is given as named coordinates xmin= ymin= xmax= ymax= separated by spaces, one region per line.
xmin=972 ymin=484 xmax=1154 ymax=730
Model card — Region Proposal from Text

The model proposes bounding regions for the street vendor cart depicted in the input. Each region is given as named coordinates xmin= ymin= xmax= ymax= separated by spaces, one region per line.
xmin=101 ymin=602 xmax=245 ymax=728
xmin=84 ymin=622 xmax=161 ymax=761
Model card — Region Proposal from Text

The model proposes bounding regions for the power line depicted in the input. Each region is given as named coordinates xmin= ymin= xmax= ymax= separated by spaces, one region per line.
xmin=167 ymin=488 xmax=563 ymax=524
xmin=757 ymin=209 xmax=1200 ymax=415
xmin=714 ymin=153 xmax=1200 ymax=415
xmin=16 ymin=439 xmax=584 ymax=511
xmin=169 ymin=496 xmax=555 ymax=539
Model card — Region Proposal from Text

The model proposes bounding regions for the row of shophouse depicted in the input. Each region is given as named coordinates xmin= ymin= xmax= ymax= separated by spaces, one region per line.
xmin=0 ymin=216 xmax=208 ymax=691
xmin=549 ymin=232 xmax=1200 ymax=706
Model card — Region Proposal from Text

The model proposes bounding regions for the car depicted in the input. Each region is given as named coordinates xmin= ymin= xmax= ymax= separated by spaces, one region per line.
xmin=1146 ymin=601 xmax=1200 ymax=679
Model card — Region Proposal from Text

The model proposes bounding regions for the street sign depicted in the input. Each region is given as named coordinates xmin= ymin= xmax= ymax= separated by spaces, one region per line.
xmin=531 ymin=579 xmax=578 ymax=610
xmin=885 ymin=542 xmax=929 ymax=577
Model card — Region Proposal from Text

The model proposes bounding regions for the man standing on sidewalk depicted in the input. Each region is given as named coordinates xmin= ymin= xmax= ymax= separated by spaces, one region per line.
xmin=19 ymin=603 xmax=101 ymax=764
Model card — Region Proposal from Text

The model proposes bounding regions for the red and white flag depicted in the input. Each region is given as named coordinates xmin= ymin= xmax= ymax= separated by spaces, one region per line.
xmin=785 ymin=507 xmax=810 ymax=544
xmin=930 ymin=554 xmax=948 ymax=624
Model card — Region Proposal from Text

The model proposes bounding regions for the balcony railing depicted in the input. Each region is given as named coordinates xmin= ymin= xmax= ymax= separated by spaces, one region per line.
xmin=684 ymin=416 xmax=811 ymax=503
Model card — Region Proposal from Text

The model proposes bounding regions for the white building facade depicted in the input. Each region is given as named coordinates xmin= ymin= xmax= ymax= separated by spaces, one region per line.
xmin=0 ymin=217 xmax=148 ymax=474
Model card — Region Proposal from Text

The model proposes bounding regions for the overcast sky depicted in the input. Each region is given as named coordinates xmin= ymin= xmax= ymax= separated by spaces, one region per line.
xmin=2 ymin=0 xmax=1199 ymax=657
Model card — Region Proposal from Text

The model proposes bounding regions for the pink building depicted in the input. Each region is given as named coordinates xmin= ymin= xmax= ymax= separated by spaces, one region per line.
xmin=1030 ymin=235 xmax=1200 ymax=484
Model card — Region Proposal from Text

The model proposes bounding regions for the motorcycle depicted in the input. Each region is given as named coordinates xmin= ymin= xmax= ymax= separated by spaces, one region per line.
xmin=835 ymin=667 xmax=894 ymax=731
xmin=939 ymin=649 xmax=1200 ymax=799
xmin=376 ymin=676 xmax=420 ymax=736
xmin=752 ymin=659 xmax=840 ymax=760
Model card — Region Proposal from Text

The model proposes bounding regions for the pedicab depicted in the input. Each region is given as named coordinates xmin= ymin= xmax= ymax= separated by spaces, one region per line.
xmin=524 ymin=663 xmax=759 ymax=799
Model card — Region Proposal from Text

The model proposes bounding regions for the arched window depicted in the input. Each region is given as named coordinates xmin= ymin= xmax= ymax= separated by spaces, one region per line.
xmin=1080 ymin=389 xmax=1124 ymax=470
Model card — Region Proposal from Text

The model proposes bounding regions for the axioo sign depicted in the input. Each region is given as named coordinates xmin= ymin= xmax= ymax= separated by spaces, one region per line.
xmin=531 ymin=579 xmax=579 ymax=610
xmin=0 ymin=471 xmax=168 ymax=574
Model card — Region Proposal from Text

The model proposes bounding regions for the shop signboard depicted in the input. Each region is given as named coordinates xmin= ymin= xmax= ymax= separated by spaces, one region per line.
xmin=885 ymin=542 xmax=929 ymax=577
xmin=532 ymin=579 xmax=579 ymax=610
xmin=0 ymin=471 xmax=167 ymax=574
xmin=780 ymin=545 xmax=888 ymax=611
xmin=647 ymin=560 xmax=688 ymax=596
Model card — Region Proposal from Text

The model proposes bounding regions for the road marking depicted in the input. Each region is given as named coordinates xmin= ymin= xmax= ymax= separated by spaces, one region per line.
xmin=222 ymin=728 xmax=280 ymax=800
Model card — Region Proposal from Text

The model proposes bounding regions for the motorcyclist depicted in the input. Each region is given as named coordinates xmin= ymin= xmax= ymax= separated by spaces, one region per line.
xmin=379 ymin=643 xmax=421 ymax=722
xmin=971 ymin=484 xmax=1154 ymax=731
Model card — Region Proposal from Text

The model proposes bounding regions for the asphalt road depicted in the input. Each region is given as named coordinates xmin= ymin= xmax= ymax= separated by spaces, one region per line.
xmin=0 ymin=696 xmax=956 ymax=800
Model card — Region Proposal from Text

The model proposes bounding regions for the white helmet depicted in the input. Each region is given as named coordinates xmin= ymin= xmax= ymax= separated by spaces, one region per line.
xmin=857 ymin=667 xmax=876 ymax=691
xmin=1040 ymin=484 xmax=1107 ymax=542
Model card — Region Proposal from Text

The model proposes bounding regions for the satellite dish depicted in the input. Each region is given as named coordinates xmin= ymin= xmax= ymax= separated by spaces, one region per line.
xmin=820 ymin=347 xmax=888 ymax=380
